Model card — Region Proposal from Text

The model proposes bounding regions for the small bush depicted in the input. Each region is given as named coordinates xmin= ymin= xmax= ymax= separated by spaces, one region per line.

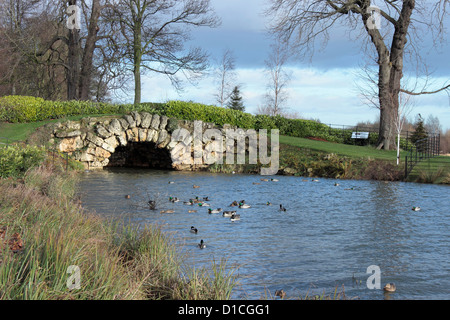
xmin=0 ymin=96 xmax=46 ymax=123
xmin=0 ymin=144 xmax=46 ymax=178
xmin=165 ymin=100 xmax=255 ymax=129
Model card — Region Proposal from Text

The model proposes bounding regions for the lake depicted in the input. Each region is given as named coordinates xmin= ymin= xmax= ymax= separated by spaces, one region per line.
xmin=78 ymin=168 xmax=450 ymax=300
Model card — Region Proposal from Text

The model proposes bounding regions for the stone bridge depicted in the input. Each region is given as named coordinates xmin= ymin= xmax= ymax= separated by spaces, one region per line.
xmin=51 ymin=112 xmax=278 ymax=174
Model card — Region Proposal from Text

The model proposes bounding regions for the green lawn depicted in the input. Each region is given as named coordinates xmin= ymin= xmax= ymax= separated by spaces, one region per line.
xmin=0 ymin=114 xmax=120 ymax=144
xmin=279 ymin=135 xmax=408 ymax=161
xmin=406 ymin=156 xmax=450 ymax=183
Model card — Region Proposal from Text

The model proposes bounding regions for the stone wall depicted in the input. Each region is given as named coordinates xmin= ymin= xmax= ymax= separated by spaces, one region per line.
xmin=50 ymin=112 xmax=244 ymax=171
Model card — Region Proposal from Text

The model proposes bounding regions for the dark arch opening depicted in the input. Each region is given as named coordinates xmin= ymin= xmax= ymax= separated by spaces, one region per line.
xmin=106 ymin=142 xmax=173 ymax=169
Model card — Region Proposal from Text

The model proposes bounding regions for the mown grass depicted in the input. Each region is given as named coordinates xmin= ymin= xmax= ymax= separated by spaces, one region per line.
xmin=279 ymin=135 xmax=407 ymax=161
xmin=0 ymin=153 xmax=238 ymax=300
xmin=406 ymin=156 xmax=450 ymax=184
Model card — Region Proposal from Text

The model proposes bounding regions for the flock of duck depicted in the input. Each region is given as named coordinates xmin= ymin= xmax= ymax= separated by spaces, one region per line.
xmin=123 ymin=178 xmax=292 ymax=250
xmin=124 ymin=177 xmax=421 ymax=295
xmin=165 ymin=193 xmax=278 ymax=249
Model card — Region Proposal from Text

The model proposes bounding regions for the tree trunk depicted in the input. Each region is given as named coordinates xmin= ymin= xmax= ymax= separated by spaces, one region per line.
xmin=133 ymin=19 xmax=142 ymax=105
xmin=67 ymin=0 xmax=80 ymax=100
xmin=375 ymin=0 xmax=415 ymax=150
xmin=78 ymin=0 xmax=101 ymax=101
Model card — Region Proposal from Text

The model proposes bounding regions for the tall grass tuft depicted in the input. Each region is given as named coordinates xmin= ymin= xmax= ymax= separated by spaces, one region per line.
xmin=0 ymin=158 xmax=238 ymax=300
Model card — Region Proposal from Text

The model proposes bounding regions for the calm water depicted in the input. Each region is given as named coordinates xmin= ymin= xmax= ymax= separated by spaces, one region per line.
xmin=78 ymin=168 xmax=450 ymax=300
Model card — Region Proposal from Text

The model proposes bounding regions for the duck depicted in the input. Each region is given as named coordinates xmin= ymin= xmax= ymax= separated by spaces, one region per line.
xmin=312 ymin=179 xmax=319 ymax=182
xmin=260 ymin=178 xmax=269 ymax=181
xmin=190 ymin=226 xmax=198 ymax=234
xmin=266 ymin=201 xmax=272 ymax=206
xmin=279 ymin=204 xmax=287 ymax=212
xmin=160 ymin=209 xmax=174 ymax=214
xmin=230 ymin=214 xmax=241 ymax=221
xmin=383 ymin=283 xmax=396 ymax=293
xmin=222 ymin=210 xmax=236 ymax=217
xmin=168 ymin=181 xmax=175 ymax=184
xmin=184 ymin=200 xmax=194 ymax=205
xmin=208 ymin=208 xmax=222 ymax=214
xmin=239 ymin=203 xmax=251 ymax=209
xmin=148 ymin=200 xmax=156 ymax=210
xmin=230 ymin=201 xmax=239 ymax=207
xmin=125 ymin=195 xmax=131 ymax=199
xmin=193 ymin=185 xmax=200 ymax=189
xmin=197 ymin=202 xmax=210 ymax=207
xmin=271 ymin=178 xmax=279 ymax=182
xmin=275 ymin=289 xmax=286 ymax=299
xmin=202 ymin=196 xmax=210 ymax=201
xmin=188 ymin=210 xmax=197 ymax=213
xmin=169 ymin=197 xmax=180 ymax=203
xmin=412 ymin=206 xmax=421 ymax=211
xmin=334 ymin=183 xmax=340 ymax=186
xmin=253 ymin=182 xmax=261 ymax=185
xmin=198 ymin=239 xmax=206 ymax=249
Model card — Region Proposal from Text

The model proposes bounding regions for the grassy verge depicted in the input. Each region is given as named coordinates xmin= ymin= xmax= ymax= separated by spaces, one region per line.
xmin=406 ymin=156 xmax=450 ymax=184
xmin=279 ymin=135 xmax=406 ymax=161
xmin=0 ymin=151 xmax=238 ymax=299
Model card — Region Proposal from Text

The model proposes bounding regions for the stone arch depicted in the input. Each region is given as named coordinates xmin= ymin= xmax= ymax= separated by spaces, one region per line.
xmin=53 ymin=112 xmax=225 ymax=171
xmin=51 ymin=111 xmax=277 ymax=173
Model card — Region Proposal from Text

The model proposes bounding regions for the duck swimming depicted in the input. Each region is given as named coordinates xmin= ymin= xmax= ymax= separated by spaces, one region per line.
xmin=383 ymin=283 xmax=396 ymax=293
xmin=169 ymin=197 xmax=180 ymax=203
xmin=230 ymin=214 xmax=241 ymax=221
xmin=222 ymin=210 xmax=236 ymax=217
xmin=148 ymin=200 xmax=156 ymax=210
xmin=160 ymin=209 xmax=174 ymax=214
xmin=208 ymin=208 xmax=222 ymax=214
xmin=197 ymin=202 xmax=210 ymax=207
xmin=275 ymin=289 xmax=286 ymax=299
xmin=412 ymin=206 xmax=421 ymax=211
xmin=198 ymin=239 xmax=206 ymax=249
xmin=188 ymin=210 xmax=197 ymax=213
xmin=230 ymin=201 xmax=239 ymax=207
xmin=279 ymin=204 xmax=287 ymax=212
xmin=190 ymin=226 xmax=198 ymax=234
xmin=239 ymin=203 xmax=251 ymax=209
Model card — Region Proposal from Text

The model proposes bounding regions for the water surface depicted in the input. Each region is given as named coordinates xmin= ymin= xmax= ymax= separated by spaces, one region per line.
xmin=78 ymin=168 xmax=450 ymax=300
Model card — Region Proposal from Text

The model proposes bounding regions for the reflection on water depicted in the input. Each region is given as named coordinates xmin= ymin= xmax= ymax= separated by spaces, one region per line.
xmin=78 ymin=168 xmax=450 ymax=300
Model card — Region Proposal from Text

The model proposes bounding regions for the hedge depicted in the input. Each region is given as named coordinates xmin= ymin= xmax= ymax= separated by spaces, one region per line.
xmin=0 ymin=96 xmax=167 ymax=123
xmin=0 ymin=95 xmax=373 ymax=144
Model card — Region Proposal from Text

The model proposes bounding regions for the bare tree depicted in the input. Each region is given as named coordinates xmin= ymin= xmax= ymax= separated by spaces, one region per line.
xmin=213 ymin=49 xmax=236 ymax=107
xmin=262 ymin=38 xmax=292 ymax=116
xmin=106 ymin=0 xmax=219 ymax=104
xmin=266 ymin=0 xmax=450 ymax=150
xmin=425 ymin=114 xmax=442 ymax=135
xmin=393 ymin=92 xmax=415 ymax=164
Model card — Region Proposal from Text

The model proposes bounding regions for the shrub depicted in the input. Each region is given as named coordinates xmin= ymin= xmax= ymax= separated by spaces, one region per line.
xmin=0 ymin=144 xmax=46 ymax=178
xmin=165 ymin=100 xmax=255 ymax=129
xmin=0 ymin=96 xmax=46 ymax=123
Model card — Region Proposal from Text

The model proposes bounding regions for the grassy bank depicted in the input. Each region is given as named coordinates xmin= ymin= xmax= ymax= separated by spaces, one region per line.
xmin=0 ymin=149 xmax=238 ymax=299
xmin=405 ymin=156 xmax=450 ymax=184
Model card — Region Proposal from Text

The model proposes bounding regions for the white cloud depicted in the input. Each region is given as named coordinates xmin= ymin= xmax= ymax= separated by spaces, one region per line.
xmin=135 ymin=64 xmax=450 ymax=131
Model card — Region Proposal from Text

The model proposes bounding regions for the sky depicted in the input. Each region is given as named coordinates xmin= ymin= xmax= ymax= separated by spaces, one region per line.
xmin=133 ymin=0 xmax=450 ymax=131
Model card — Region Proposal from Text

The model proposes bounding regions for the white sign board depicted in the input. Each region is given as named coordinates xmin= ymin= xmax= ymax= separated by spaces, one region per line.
xmin=351 ymin=132 xmax=370 ymax=139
